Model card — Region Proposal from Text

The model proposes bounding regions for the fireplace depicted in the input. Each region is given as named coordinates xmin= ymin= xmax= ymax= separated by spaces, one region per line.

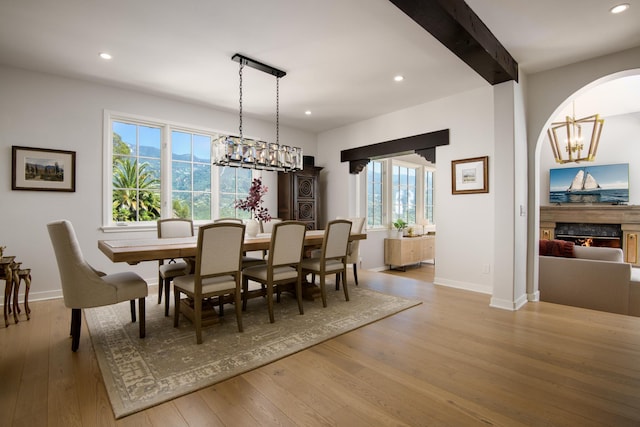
xmin=540 ymin=206 xmax=640 ymax=265
xmin=554 ymin=223 xmax=622 ymax=248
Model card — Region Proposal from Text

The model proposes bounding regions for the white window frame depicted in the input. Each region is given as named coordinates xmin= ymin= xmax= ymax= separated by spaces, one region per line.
xmin=103 ymin=110 xmax=255 ymax=232
xmin=363 ymin=157 xmax=435 ymax=231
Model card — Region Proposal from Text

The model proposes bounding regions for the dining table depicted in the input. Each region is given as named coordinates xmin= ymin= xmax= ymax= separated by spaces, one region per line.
xmin=98 ymin=229 xmax=366 ymax=265
xmin=98 ymin=229 xmax=366 ymax=303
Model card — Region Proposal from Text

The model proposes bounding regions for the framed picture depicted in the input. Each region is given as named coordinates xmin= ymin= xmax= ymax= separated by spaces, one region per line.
xmin=451 ymin=156 xmax=488 ymax=194
xmin=12 ymin=146 xmax=76 ymax=192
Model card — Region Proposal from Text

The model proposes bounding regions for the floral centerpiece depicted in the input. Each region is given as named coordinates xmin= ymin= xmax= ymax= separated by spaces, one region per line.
xmin=234 ymin=178 xmax=271 ymax=236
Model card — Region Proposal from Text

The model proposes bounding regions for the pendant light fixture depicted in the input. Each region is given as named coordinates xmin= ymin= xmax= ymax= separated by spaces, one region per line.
xmin=547 ymin=101 xmax=604 ymax=164
xmin=212 ymin=54 xmax=303 ymax=172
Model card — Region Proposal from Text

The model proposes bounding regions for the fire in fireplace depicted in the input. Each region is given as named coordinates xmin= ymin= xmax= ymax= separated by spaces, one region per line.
xmin=555 ymin=223 xmax=622 ymax=248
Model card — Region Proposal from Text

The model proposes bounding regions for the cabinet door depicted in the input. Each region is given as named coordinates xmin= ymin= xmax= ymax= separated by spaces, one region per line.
xmin=625 ymin=232 xmax=638 ymax=265
xmin=294 ymin=173 xmax=317 ymax=230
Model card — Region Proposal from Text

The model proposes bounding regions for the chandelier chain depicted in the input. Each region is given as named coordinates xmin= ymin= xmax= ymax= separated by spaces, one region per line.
xmin=276 ymin=77 xmax=280 ymax=145
xmin=239 ymin=61 xmax=244 ymax=140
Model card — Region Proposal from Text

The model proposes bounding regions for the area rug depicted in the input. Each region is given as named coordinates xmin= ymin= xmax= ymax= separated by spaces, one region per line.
xmin=85 ymin=285 xmax=421 ymax=419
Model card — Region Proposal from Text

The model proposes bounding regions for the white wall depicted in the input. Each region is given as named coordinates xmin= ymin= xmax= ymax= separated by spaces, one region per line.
xmin=317 ymin=86 xmax=498 ymax=295
xmin=0 ymin=65 xmax=317 ymax=302
xmin=539 ymin=111 xmax=640 ymax=205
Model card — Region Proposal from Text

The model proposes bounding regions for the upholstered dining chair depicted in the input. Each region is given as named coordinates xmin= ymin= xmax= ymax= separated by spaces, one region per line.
xmin=47 ymin=220 xmax=148 ymax=352
xmin=337 ymin=216 xmax=365 ymax=286
xmin=301 ymin=219 xmax=352 ymax=307
xmin=213 ymin=217 xmax=243 ymax=224
xmin=259 ymin=218 xmax=283 ymax=259
xmin=157 ymin=218 xmax=194 ymax=316
xmin=173 ymin=222 xmax=245 ymax=344
xmin=214 ymin=217 xmax=265 ymax=269
xmin=259 ymin=218 xmax=283 ymax=234
xmin=241 ymin=221 xmax=306 ymax=323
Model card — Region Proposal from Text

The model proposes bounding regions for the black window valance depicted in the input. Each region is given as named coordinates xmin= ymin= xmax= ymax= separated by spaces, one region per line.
xmin=340 ymin=129 xmax=449 ymax=174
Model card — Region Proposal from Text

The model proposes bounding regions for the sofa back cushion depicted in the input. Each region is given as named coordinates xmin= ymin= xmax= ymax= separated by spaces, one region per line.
xmin=573 ymin=245 xmax=624 ymax=262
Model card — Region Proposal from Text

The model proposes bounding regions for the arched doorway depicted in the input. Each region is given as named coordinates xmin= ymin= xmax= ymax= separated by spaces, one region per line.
xmin=531 ymin=69 xmax=640 ymax=299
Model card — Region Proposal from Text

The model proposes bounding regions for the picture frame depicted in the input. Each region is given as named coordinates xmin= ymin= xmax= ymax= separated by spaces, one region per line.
xmin=12 ymin=146 xmax=76 ymax=192
xmin=451 ymin=156 xmax=488 ymax=194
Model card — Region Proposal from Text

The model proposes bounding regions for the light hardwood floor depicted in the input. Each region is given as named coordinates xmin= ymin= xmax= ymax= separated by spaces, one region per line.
xmin=3 ymin=265 xmax=640 ymax=426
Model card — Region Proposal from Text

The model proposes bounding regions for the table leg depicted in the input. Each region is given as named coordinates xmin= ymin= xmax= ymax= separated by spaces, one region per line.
xmin=23 ymin=271 xmax=31 ymax=320
xmin=11 ymin=264 xmax=20 ymax=323
xmin=3 ymin=265 xmax=11 ymax=327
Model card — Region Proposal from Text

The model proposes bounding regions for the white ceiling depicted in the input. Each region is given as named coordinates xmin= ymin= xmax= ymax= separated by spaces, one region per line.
xmin=1 ymin=0 xmax=639 ymax=133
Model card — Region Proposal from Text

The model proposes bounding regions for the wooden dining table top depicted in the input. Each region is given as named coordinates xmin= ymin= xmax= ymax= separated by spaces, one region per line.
xmin=98 ymin=230 xmax=366 ymax=265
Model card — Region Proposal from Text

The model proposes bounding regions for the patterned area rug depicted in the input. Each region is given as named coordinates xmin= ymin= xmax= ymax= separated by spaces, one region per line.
xmin=85 ymin=285 xmax=421 ymax=419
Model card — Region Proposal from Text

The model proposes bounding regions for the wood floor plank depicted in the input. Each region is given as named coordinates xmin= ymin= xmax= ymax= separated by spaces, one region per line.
xmin=242 ymin=367 xmax=335 ymax=426
xmin=173 ymin=393 xmax=225 ymax=427
xmin=11 ymin=301 xmax=50 ymax=427
xmin=5 ymin=265 xmax=640 ymax=425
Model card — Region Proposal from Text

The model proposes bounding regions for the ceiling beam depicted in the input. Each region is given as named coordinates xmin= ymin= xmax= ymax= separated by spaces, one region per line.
xmin=341 ymin=129 xmax=449 ymax=174
xmin=389 ymin=0 xmax=518 ymax=84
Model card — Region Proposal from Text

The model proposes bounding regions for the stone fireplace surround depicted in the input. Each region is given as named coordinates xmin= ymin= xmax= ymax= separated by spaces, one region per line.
xmin=540 ymin=206 xmax=640 ymax=267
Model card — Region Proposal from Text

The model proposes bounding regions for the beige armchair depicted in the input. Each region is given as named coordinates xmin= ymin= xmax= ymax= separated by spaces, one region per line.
xmin=47 ymin=220 xmax=148 ymax=352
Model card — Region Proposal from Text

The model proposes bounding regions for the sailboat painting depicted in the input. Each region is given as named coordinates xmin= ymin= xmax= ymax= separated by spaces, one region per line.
xmin=549 ymin=163 xmax=629 ymax=204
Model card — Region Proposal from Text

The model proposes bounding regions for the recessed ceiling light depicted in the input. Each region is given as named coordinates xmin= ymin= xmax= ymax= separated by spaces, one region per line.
xmin=610 ymin=3 xmax=629 ymax=14
xmin=99 ymin=52 xmax=112 ymax=60
xmin=305 ymin=110 xmax=312 ymax=116
xmin=394 ymin=75 xmax=404 ymax=82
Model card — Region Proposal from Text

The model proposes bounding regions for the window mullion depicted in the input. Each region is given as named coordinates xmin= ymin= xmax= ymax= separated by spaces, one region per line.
xmin=162 ymin=125 xmax=171 ymax=219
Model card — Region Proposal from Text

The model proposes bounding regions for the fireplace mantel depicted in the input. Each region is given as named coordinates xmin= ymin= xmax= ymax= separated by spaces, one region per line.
xmin=540 ymin=205 xmax=640 ymax=266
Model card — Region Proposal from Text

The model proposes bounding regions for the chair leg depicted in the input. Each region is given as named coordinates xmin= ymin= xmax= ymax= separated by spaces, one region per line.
xmin=242 ymin=277 xmax=249 ymax=311
xmin=335 ymin=273 xmax=340 ymax=290
xmin=234 ymin=290 xmax=243 ymax=332
xmin=320 ymin=275 xmax=327 ymax=308
xmin=353 ymin=263 xmax=358 ymax=286
xmin=295 ymin=277 xmax=304 ymax=315
xmin=266 ymin=282 xmax=275 ymax=323
xmin=138 ymin=297 xmax=146 ymax=338
xmin=71 ymin=308 xmax=82 ymax=352
xmin=195 ymin=297 xmax=203 ymax=344
xmin=164 ymin=278 xmax=171 ymax=317
xmin=157 ymin=272 xmax=163 ymax=304
xmin=173 ymin=289 xmax=181 ymax=327
xmin=342 ymin=270 xmax=350 ymax=301
xmin=130 ymin=300 xmax=137 ymax=322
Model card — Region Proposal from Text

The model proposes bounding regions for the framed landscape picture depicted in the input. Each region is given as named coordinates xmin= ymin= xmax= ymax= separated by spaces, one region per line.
xmin=12 ymin=146 xmax=76 ymax=192
xmin=451 ymin=156 xmax=489 ymax=194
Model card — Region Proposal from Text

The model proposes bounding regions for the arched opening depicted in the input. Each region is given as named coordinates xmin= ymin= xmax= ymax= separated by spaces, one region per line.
xmin=532 ymin=70 xmax=640 ymax=299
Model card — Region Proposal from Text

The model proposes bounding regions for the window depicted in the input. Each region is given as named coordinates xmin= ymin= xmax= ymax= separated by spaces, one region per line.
xmin=365 ymin=158 xmax=435 ymax=229
xmin=424 ymin=169 xmax=435 ymax=224
xmin=392 ymin=164 xmax=417 ymax=224
xmin=112 ymin=121 xmax=162 ymax=222
xmin=366 ymin=160 xmax=384 ymax=227
xmin=171 ymin=130 xmax=212 ymax=220
xmin=106 ymin=112 xmax=256 ymax=227
xmin=218 ymin=167 xmax=252 ymax=219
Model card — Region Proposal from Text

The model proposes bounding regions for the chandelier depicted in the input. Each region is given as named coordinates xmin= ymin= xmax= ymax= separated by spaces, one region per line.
xmin=212 ymin=54 xmax=303 ymax=172
xmin=547 ymin=102 xmax=604 ymax=164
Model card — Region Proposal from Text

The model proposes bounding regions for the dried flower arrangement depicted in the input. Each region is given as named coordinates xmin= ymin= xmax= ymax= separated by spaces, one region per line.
xmin=234 ymin=177 xmax=272 ymax=222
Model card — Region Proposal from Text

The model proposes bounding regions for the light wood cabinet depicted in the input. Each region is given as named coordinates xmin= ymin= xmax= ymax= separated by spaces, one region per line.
xmin=384 ymin=236 xmax=435 ymax=269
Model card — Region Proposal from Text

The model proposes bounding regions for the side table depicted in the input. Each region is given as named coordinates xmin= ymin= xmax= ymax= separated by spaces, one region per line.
xmin=2 ymin=256 xmax=16 ymax=327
